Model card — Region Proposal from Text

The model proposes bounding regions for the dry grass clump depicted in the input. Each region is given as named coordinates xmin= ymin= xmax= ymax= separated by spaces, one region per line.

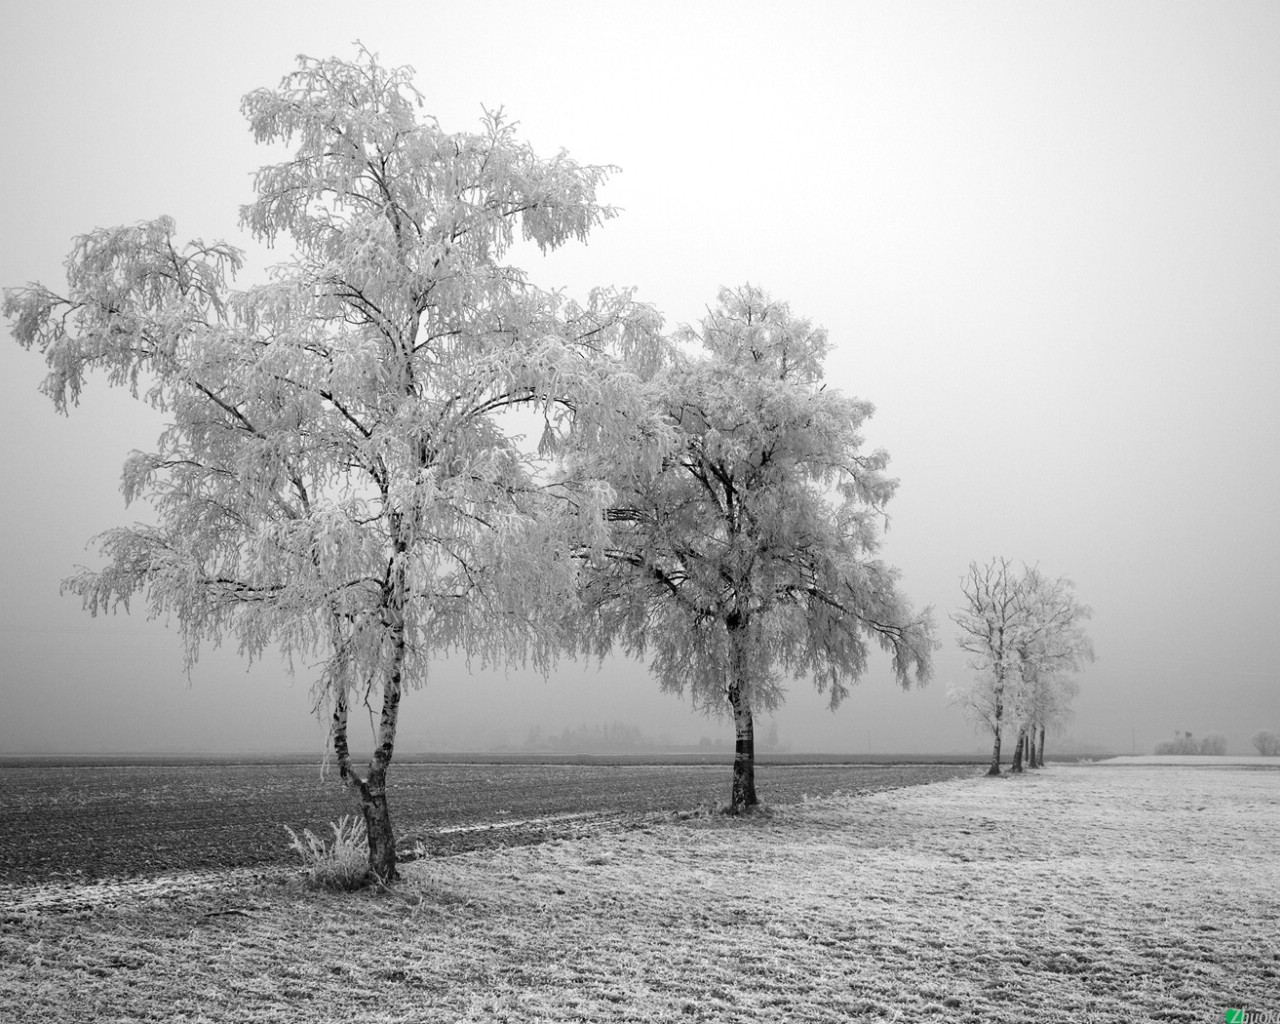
xmin=283 ymin=815 xmax=369 ymax=891
xmin=1 ymin=765 xmax=1276 ymax=1022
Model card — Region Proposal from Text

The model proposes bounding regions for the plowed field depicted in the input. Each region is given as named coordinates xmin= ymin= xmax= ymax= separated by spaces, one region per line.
xmin=0 ymin=760 xmax=980 ymax=882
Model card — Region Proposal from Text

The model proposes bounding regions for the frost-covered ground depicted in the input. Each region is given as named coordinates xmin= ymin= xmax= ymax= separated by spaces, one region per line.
xmin=1100 ymin=754 xmax=1280 ymax=767
xmin=2 ymin=765 xmax=1276 ymax=1022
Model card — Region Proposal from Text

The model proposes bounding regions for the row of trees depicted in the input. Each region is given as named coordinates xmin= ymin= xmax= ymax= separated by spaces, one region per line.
xmin=5 ymin=49 xmax=935 ymax=881
xmin=948 ymin=558 xmax=1093 ymax=775
xmin=1155 ymin=730 xmax=1280 ymax=756
xmin=1153 ymin=731 xmax=1227 ymax=756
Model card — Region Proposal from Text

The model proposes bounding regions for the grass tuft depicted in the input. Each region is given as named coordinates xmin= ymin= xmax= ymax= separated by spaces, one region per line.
xmin=284 ymin=815 xmax=369 ymax=891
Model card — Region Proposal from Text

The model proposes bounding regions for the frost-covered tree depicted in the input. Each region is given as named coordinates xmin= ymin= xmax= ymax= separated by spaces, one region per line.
xmin=1008 ymin=568 xmax=1093 ymax=771
xmin=950 ymin=558 xmax=1024 ymax=775
xmin=1020 ymin=670 xmax=1080 ymax=768
xmin=569 ymin=286 xmax=936 ymax=812
xmin=950 ymin=561 xmax=1091 ymax=774
xmin=5 ymin=48 xmax=658 ymax=881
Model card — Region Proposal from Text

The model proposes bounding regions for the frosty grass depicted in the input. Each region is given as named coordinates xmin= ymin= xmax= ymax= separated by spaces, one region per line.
xmin=1 ymin=764 xmax=1275 ymax=1023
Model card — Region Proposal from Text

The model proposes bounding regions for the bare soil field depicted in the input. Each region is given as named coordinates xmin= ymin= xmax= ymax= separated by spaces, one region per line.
xmin=1 ymin=764 xmax=1275 ymax=1022
xmin=0 ymin=760 xmax=978 ymax=882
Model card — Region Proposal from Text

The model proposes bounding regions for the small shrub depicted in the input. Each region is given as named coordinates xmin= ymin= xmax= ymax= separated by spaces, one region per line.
xmin=285 ymin=816 xmax=369 ymax=891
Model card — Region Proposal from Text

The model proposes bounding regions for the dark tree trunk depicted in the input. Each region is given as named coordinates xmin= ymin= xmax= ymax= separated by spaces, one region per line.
xmin=1037 ymin=725 xmax=1046 ymax=767
xmin=988 ymin=698 xmax=1004 ymax=776
xmin=363 ymin=609 xmax=406 ymax=882
xmin=1011 ymin=728 xmax=1026 ymax=773
xmin=359 ymin=767 xmax=397 ymax=882
xmin=1026 ymin=728 xmax=1038 ymax=769
xmin=727 ymin=680 xmax=757 ymax=812
xmin=725 ymin=614 xmax=757 ymax=812
xmin=332 ymin=758 xmax=401 ymax=882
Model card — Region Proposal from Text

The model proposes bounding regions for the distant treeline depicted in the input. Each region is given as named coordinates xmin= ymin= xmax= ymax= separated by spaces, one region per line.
xmin=518 ymin=720 xmax=787 ymax=755
xmin=1153 ymin=731 xmax=1227 ymax=756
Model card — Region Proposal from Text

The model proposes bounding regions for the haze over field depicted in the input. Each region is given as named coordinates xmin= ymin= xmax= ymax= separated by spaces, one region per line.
xmin=2 ymin=1 xmax=1278 ymax=757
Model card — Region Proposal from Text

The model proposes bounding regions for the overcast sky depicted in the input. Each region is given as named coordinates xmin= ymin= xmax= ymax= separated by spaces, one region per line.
xmin=2 ymin=1 xmax=1277 ymax=758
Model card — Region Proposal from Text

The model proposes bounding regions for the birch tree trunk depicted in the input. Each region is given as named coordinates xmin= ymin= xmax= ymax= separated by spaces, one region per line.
xmin=360 ymin=540 xmax=410 ymax=882
xmin=330 ymin=679 xmax=402 ymax=883
xmin=727 ymin=681 xmax=757 ymax=812
xmin=329 ymin=564 xmax=408 ymax=882
xmin=988 ymin=694 xmax=1004 ymax=776
xmin=363 ymin=662 xmax=403 ymax=882
xmin=725 ymin=616 xmax=757 ymax=812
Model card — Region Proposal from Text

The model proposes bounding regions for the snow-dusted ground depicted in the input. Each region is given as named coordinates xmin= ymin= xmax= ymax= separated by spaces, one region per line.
xmin=1 ymin=764 xmax=1276 ymax=1022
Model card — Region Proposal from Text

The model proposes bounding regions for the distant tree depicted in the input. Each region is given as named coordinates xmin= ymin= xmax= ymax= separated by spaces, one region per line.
xmin=1154 ymin=732 xmax=1192 ymax=755
xmin=1198 ymin=732 xmax=1227 ymax=756
xmin=1008 ymin=568 xmax=1093 ymax=771
xmin=1251 ymin=729 xmax=1280 ymax=756
xmin=569 ymin=286 xmax=936 ymax=812
xmin=5 ymin=48 xmax=659 ymax=882
xmin=1023 ymin=672 xmax=1080 ymax=768
xmin=950 ymin=560 xmax=1091 ymax=774
xmin=949 ymin=558 xmax=1023 ymax=776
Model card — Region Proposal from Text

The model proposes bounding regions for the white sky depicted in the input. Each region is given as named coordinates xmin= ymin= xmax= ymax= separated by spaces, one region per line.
xmin=2 ymin=1 xmax=1277 ymax=757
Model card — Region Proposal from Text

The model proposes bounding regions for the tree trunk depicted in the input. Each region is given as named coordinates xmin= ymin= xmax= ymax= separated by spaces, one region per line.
xmin=1011 ymin=728 xmax=1026 ymax=773
xmin=328 ymin=575 xmax=407 ymax=883
xmin=988 ymin=697 xmax=1003 ymax=776
xmin=1037 ymin=725 xmax=1047 ymax=767
xmin=725 ymin=616 xmax=757 ymax=812
xmin=362 ymin=660 xmax=402 ymax=882
xmin=331 ymin=693 xmax=371 ymax=886
xmin=1026 ymin=727 xmax=1038 ymax=769
xmin=364 ymin=576 xmax=407 ymax=883
xmin=360 ymin=765 xmax=397 ymax=882
xmin=726 ymin=681 xmax=757 ymax=812
xmin=331 ymin=691 xmax=400 ymax=884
